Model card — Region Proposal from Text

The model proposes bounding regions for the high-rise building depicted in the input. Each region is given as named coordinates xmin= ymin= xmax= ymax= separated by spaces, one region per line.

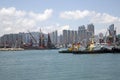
xmin=70 ymin=30 xmax=77 ymax=43
xmin=50 ymin=32 xmax=53 ymax=43
xmin=58 ymin=35 xmax=63 ymax=45
xmin=0 ymin=33 xmax=22 ymax=47
xmin=74 ymin=31 xmax=78 ymax=43
xmin=86 ymin=31 xmax=92 ymax=41
xmin=109 ymin=24 xmax=116 ymax=37
xmin=78 ymin=25 xmax=87 ymax=42
xmin=50 ymin=30 xmax=58 ymax=45
xmin=108 ymin=24 xmax=116 ymax=43
xmin=63 ymin=30 xmax=78 ymax=44
xmin=87 ymin=23 xmax=94 ymax=35
xmin=78 ymin=25 xmax=86 ymax=30
xmin=71 ymin=30 xmax=74 ymax=43
xmin=67 ymin=30 xmax=71 ymax=44
xmin=63 ymin=30 xmax=68 ymax=44
xmin=54 ymin=30 xmax=58 ymax=45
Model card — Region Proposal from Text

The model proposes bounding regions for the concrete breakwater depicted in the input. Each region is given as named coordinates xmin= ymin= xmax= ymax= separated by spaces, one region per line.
xmin=0 ymin=48 xmax=24 ymax=51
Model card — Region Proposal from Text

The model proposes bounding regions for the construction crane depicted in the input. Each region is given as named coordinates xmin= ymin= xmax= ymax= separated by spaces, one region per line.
xmin=27 ymin=30 xmax=37 ymax=45
xmin=39 ymin=28 xmax=45 ymax=48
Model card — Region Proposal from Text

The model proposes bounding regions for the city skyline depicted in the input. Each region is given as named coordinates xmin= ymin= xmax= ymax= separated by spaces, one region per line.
xmin=0 ymin=0 xmax=120 ymax=36
xmin=0 ymin=24 xmax=118 ymax=48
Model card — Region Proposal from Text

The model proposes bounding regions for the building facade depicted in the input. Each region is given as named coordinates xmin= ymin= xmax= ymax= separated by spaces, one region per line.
xmin=87 ymin=23 xmax=94 ymax=35
xmin=78 ymin=25 xmax=87 ymax=42
xmin=50 ymin=30 xmax=58 ymax=45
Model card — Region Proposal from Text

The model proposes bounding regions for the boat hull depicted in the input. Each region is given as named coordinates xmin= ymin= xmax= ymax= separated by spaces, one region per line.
xmin=59 ymin=48 xmax=120 ymax=54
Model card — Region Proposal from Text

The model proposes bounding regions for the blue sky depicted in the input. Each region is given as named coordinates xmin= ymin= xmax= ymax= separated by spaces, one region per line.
xmin=0 ymin=0 xmax=120 ymax=36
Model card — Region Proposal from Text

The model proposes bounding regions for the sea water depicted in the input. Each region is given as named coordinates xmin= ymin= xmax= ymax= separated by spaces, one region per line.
xmin=0 ymin=50 xmax=120 ymax=80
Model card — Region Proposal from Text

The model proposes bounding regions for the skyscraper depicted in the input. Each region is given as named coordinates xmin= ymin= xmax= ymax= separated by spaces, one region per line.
xmin=58 ymin=35 xmax=63 ymax=45
xmin=63 ymin=30 xmax=78 ymax=44
xmin=109 ymin=24 xmax=116 ymax=37
xmin=63 ymin=30 xmax=68 ymax=44
xmin=87 ymin=23 xmax=94 ymax=35
xmin=74 ymin=31 xmax=78 ymax=43
xmin=67 ymin=30 xmax=71 ymax=44
xmin=50 ymin=30 xmax=58 ymax=45
xmin=78 ymin=25 xmax=87 ymax=42
xmin=108 ymin=24 xmax=116 ymax=43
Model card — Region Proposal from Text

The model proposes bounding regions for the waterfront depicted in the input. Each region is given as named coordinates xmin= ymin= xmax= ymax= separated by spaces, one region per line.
xmin=0 ymin=50 xmax=120 ymax=80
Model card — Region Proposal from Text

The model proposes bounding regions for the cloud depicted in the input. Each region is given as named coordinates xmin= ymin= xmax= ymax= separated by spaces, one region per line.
xmin=60 ymin=10 xmax=120 ymax=24
xmin=0 ymin=7 xmax=120 ymax=36
xmin=0 ymin=7 xmax=53 ymax=36
xmin=5 ymin=27 xmax=12 ymax=31
xmin=90 ymin=13 xmax=119 ymax=23
xmin=29 ymin=9 xmax=53 ymax=21
xmin=60 ymin=10 xmax=90 ymax=20
xmin=0 ymin=7 xmax=26 ymax=17
xmin=60 ymin=10 xmax=120 ymax=34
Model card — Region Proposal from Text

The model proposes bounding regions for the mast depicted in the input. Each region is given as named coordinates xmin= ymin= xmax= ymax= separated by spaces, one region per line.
xmin=39 ymin=28 xmax=45 ymax=48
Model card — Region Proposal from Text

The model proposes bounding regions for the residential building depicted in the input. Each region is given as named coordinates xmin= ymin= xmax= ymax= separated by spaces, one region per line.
xmin=87 ymin=23 xmax=94 ymax=35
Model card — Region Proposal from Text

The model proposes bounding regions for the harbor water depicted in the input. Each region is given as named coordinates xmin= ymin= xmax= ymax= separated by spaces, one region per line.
xmin=0 ymin=50 xmax=120 ymax=80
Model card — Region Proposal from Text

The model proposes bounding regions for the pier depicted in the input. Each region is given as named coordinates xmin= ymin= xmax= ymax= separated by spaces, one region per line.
xmin=0 ymin=48 xmax=24 ymax=51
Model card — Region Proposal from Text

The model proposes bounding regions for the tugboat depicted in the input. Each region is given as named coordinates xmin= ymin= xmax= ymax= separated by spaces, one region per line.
xmin=59 ymin=35 xmax=120 ymax=54
xmin=59 ymin=43 xmax=86 ymax=53
xmin=58 ymin=42 xmax=120 ymax=54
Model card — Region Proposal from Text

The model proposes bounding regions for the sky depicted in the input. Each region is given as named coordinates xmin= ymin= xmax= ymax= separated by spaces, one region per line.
xmin=0 ymin=0 xmax=120 ymax=36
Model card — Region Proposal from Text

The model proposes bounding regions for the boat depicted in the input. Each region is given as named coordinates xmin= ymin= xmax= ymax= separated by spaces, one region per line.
xmin=73 ymin=46 xmax=120 ymax=54
xmin=59 ymin=43 xmax=86 ymax=53
xmin=59 ymin=37 xmax=120 ymax=54
xmin=59 ymin=47 xmax=120 ymax=54
xmin=59 ymin=48 xmax=73 ymax=53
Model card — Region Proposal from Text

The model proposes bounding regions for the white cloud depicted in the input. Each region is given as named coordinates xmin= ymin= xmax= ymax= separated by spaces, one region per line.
xmin=0 ymin=7 xmax=120 ymax=36
xmin=60 ymin=10 xmax=120 ymax=24
xmin=29 ymin=9 xmax=53 ymax=21
xmin=91 ymin=13 xmax=119 ymax=23
xmin=0 ymin=7 xmax=26 ymax=17
xmin=0 ymin=7 xmax=53 ymax=36
xmin=5 ymin=27 xmax=12 ymax=31
xmin=60 ymin=10 xmax=90 ymax=20
xmin=60 ymin=10 xmax=120 ymax=35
